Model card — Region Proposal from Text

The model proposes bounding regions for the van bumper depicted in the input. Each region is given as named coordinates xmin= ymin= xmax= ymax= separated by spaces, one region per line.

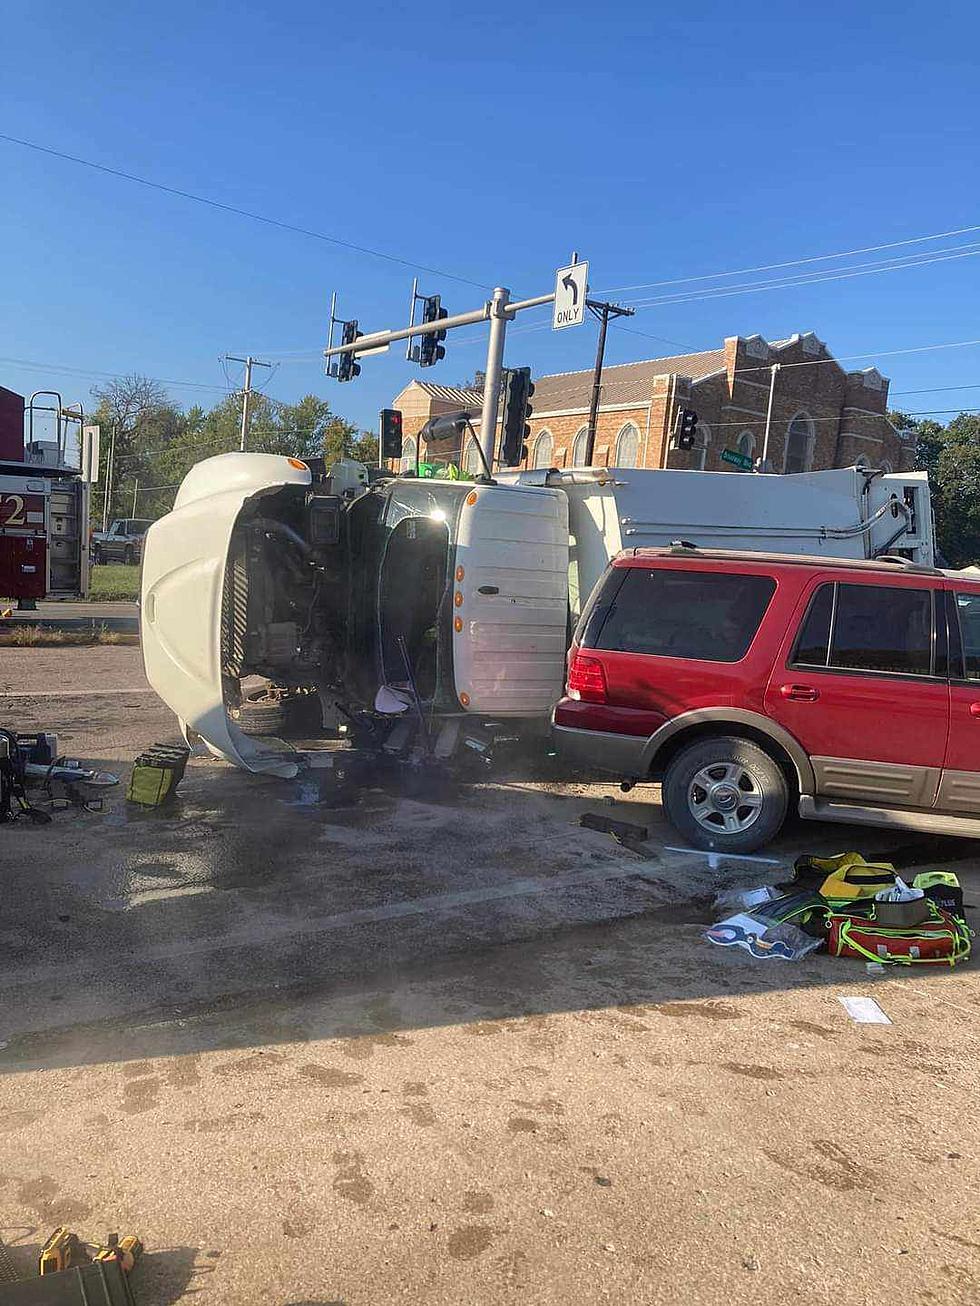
xmin=552 ymin=723 xmax=648 ymax=777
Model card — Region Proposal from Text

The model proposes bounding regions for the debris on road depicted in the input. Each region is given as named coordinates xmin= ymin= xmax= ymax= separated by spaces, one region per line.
xmin=838 ymin=995 xmax=893 ymax=1025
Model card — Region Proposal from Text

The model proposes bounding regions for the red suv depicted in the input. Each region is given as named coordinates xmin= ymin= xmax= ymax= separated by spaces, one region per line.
xmin=554 ymin=546 xmax=980 ymax=853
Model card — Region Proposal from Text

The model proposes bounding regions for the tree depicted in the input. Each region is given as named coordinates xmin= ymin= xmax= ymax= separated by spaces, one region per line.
xmin=90 ymin=374 xmax=185 ymax=524
xmin=85 ymin=376 xmax=371 ymax=524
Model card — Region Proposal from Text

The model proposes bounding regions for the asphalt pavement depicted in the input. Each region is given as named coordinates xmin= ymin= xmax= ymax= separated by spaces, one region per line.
xmin=0 ymin=646 xmax=978 ymax=1305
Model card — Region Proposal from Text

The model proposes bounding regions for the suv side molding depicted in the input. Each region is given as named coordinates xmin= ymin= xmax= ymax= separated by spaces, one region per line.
xmin=643 ymin=708 xmax=816 ymax=794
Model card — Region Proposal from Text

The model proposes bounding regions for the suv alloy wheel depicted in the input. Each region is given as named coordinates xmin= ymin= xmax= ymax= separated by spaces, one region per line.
xmin=662 ymin=734 xmax=788 ymax=853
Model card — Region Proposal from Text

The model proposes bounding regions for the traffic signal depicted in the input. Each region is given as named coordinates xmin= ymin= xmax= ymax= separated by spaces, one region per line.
xmin=676 ymin=408 xmax=698 ymax=450
xmin=418 ymin=295 xmax=448 ymax=367
xmin=500 ymin=367 xmax=535 ymax=467
xmin=379 ymin=409 xmax=403 ymax=461
xmin=337 ymin=320 xmax=363 ymax=382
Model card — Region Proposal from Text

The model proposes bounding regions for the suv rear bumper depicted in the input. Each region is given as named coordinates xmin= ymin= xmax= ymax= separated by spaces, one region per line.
xmin=552 ymin=723 xmax=648 ymax=778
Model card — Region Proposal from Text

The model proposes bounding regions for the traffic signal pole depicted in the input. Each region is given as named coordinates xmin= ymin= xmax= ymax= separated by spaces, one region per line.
xmin=478 ymin=288 xmax=510 ymax=465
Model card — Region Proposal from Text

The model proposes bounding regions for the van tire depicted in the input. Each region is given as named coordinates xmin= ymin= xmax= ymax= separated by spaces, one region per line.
xmin=662 ymin=734 xmax=788 ymax=854
xmin=230 ymin=694 xmax=290 ymax=737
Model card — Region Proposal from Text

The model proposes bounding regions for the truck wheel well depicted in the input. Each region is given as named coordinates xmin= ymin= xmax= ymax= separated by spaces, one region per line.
xmin=650 ymin=723 xmax=800 ymax=799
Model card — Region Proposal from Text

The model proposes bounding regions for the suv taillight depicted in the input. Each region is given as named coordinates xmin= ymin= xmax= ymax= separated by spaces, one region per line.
xmin=567 ymin=653 xmax=608 ymax=703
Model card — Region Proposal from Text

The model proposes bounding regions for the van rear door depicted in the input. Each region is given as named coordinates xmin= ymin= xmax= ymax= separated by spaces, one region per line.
xmin=453 ymin=484 xmax=569 ymax=716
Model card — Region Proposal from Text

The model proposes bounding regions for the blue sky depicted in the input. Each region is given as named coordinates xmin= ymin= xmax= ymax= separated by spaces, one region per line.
xmin=2 ymin=0 xmax=979 ymax=435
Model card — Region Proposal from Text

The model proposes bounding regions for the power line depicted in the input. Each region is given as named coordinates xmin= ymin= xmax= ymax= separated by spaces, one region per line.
xmin=0 ymin=131 xmax=491 ymax=290
xmin=621 ymin=243 xmax=980 ymax=311
xmin=598 ymin=220 xmax=980 ymax=296
xmin=735 ymin=334 xmax=980 ymax=375
xmin=0 ymin=353 xmax=230 ymax=393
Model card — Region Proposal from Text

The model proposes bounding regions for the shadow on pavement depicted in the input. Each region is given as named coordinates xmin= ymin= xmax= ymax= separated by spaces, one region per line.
xmin=1 ymin=758 xmax=977 ymax=1076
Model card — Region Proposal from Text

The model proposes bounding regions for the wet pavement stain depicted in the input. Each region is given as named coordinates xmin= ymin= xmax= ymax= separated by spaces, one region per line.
xmin=331 ymin=1151 xmax=374 ymax=1207
xmin=447 ymin=1226 xmax=495 ymax=1260
xmin=507 ymin=1116 xmax=539 ymax=1134
xmin=400 ymin=1102 xmax=436 ymax=1127
xmin=16 ymin=1176 xmax=90 ymax=1223
xmin=0 ymin=1110 xmax=40 ymax=1132
xmin=719 ymin=1063 xmax=785 ymax=1081
xmin=298 ymin=1064 xmax=364 ymax=1088
xmin=214 ymin=1051 xmax=288 ymax=1076
xmin=121 ymin=1076 xmax=161 ymax=1114
xmin=340 ymin=1033 xmax=413 ymax=1061
xmin=653 ymin=1001 xmax=742 ymax=1021
xmin=166 ymin=1055 xmax=201 ymax=1088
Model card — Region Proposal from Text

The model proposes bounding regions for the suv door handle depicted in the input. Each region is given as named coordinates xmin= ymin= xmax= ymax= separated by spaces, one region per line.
xmin=970 ymin=703 xmax=980 ymax=718
xmin=780 ymin=683 xmax=820 ymax=702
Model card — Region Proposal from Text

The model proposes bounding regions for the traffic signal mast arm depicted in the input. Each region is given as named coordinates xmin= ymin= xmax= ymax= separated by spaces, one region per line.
xmin=324 ymin=285 xmax=556 ymax=466
xmin=323 ymin=290 xmax=555 ymax=361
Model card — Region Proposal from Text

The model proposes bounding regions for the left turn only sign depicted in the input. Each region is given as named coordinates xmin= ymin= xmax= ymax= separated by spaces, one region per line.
xmin=552 ymin=261 xmax=589 ymax=330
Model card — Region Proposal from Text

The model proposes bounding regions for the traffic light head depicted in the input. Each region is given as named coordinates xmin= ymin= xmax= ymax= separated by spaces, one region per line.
xmin=337 ymin=320 xmax=363 ymax=382
xmin=419 ymin=296 xmax=448 ymax=367
xmin=500 ymin=367 xmax=535 ymax=467
xmin=380 ymin=408 xmax=403 ymax=461
xmin=676 ymin=407 xmax=698 ymax=450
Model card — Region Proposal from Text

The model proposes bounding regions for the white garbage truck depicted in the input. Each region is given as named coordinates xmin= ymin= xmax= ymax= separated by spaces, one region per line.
xmin=140 ymin=453 xmax=933 ymax=776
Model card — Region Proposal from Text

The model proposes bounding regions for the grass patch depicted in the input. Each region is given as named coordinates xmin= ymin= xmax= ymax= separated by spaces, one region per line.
xmin=89 ymin=564 xmax=140 ymax=601
xmin=0 ymin=624 xmax=137 ymax=647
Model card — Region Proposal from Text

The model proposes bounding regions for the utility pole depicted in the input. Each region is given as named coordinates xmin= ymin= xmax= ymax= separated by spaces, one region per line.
xmin=583 ymin=300 xmax=635 ymax=465
xmin=131 ymin=480 xmax=139 ymax=517
xmin=225 ymin=355 xmax=272 ymax=451
xmin=101 ymin=422 xmax=116 ymax=532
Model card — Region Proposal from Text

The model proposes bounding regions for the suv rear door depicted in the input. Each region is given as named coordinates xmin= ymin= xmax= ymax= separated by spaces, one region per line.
xmin=764 ymin=573 xmax=949 ymax=806
xmin=938 ymin=585 xmax=980 ymax=811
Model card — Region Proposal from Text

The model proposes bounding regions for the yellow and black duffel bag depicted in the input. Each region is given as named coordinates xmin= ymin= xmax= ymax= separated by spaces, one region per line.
xmin=793 ymin=851 xmax=898 ymax=904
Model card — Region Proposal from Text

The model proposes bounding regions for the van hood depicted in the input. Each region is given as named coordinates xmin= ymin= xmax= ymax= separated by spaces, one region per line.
xmin=140 ymin=453 xmax=312 ymax=777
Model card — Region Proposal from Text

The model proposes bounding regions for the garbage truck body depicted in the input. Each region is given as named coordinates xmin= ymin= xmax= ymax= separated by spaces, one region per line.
xmin=140 ymin=452 xmax=934 ymax=774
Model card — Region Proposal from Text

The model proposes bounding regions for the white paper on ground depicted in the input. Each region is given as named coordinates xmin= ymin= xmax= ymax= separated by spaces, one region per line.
xmin=838 ymin=995 xmax=892 ymax=1025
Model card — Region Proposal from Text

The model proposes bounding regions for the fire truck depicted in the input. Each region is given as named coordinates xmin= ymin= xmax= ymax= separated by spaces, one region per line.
xmin=0 ymin=385 xmax=99 ymax=605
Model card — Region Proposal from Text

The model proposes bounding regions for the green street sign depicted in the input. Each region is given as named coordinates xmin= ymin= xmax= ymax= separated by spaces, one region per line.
xmin=721 ymin=448 xmax=754 ymax=471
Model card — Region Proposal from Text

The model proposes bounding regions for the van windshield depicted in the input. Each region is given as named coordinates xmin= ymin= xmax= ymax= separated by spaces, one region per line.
xmin=379 ymin=514 xmax=452 ymax=699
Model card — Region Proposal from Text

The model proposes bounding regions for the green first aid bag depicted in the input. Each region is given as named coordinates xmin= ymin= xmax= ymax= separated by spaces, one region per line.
xmin=126 ymin=744 xmax=190 ymax=807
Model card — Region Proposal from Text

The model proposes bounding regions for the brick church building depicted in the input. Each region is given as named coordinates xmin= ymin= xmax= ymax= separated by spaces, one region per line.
xmin=389 ymin=330 xmax=913 ymax=475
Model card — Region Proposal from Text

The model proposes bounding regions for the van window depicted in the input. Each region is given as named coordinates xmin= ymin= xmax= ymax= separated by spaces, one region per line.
xmin=794 ymin=581 xmax=933 ymax=676
xmin=586 ymin=567 xmax=776 ymax=662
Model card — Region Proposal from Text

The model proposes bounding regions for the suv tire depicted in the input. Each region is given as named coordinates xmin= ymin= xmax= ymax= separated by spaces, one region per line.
xmin=662 ymin=734 xmax=788 ymax=853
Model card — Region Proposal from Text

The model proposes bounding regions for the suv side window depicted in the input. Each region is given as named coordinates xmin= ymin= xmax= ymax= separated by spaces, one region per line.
xmin=586 ymin=567 xmax=776 ymax=663
xmin=954 ymin=591 xmax=980 ymax=679
xmin=792 ymin=581 xmax=934 ymax=677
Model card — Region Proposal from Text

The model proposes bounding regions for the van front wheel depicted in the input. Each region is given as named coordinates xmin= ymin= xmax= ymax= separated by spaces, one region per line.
xmin=662 ymin=735 xmax=788 ymax=853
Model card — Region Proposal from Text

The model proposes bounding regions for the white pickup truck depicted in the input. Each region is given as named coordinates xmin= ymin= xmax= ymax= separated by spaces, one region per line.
xmin=140 ymin=453 xmax=933 ymax=776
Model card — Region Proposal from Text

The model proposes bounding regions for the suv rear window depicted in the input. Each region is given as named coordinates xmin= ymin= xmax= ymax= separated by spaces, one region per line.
xmin=583 ymin=567 xmax=776 ymax=662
